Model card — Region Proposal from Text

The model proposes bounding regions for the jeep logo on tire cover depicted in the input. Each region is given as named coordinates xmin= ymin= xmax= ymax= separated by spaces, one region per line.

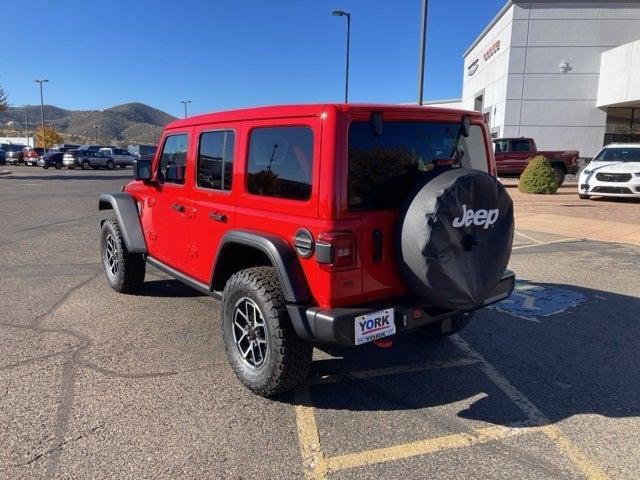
xmin=452 ymin=204 xmax=499 ymax=229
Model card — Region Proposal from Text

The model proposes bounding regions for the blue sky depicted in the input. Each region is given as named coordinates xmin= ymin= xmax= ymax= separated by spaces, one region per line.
xmin=2 ymin=0 xmax=504 ymax=117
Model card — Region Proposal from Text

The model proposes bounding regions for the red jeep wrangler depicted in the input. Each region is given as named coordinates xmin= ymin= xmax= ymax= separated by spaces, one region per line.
xmin=99 ymin=104 xmax=515 ymax=396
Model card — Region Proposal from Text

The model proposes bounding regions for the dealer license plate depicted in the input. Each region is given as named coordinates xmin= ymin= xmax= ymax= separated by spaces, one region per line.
xmin=354 ymin=309 xmax=396 ymax=345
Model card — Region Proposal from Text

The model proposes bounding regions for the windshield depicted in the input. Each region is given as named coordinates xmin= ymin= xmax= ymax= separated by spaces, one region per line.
xmin=593 ymin=147 xmax=640 ymax=162
xmin=348 ymin=121 xmax=488 ymax=211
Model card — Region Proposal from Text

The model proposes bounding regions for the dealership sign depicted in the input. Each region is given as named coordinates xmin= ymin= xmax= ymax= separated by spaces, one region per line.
xmin=468 ymin=40 xmax=502 ymax=76
xmin=467 ymin=59 xmax=479 ymax=76
xmin=483 ymin=40 xmax=501 ymax=61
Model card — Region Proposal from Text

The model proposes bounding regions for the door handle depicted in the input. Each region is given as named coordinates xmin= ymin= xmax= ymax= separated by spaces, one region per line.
xmin=171 ymin=203 xmax=185 ymax=213
xmin=208 ymin=212 xmax=227 ymax=222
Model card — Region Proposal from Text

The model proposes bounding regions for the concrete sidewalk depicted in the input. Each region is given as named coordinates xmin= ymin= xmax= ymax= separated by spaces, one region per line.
xmin=504 ymin=181 xmax=640 ymax=246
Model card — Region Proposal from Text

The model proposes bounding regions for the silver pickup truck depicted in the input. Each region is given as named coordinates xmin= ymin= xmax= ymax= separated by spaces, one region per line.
xmin=63 ymin=150 xmax=113 ymax=170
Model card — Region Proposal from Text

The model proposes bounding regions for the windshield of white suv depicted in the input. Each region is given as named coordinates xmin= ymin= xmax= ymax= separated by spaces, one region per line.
xmin=593 ymin=147 xmax=640 ymax=162
xmin=348 ymin=121 xmax=488 ymax=211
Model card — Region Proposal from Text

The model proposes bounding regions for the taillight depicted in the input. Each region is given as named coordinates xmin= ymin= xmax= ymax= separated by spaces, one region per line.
xmin=316 ymin=231 xmax=356 ymax=270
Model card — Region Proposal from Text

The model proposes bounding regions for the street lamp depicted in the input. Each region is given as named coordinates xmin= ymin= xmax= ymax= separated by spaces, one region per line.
xmin=181 ymin=100 xmax=192 ymax=118
xmin=23 ymin=105 xmax=30 ymax=147
xmin=416 ymin=0 xmax=429 ymax=105
xmin=331 ymin=10 xmax=351 ymax=103
xmin=34 ymin=79 xmax=49 ymax=152
xmin=93 ymin=124 xmax=102 ymax=144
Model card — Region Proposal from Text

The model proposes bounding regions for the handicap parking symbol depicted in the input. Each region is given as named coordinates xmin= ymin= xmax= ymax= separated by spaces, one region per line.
xmin=490 ymin=281 xmax=586 ymax=322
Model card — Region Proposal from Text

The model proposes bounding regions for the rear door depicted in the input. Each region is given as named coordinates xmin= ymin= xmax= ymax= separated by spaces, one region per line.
xmin=509 ymin=138 xmax=533 ymax=173
xmin=185 ymin=125 xmax=239 ymax=283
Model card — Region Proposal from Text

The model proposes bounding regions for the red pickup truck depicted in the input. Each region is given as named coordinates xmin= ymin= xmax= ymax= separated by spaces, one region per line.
xmin=493 ymin=137 xmax=579 ymax=185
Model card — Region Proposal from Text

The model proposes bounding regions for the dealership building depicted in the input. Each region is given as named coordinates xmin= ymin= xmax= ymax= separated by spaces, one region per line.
xmin=432 ymin=1 xmax=640 ymax=157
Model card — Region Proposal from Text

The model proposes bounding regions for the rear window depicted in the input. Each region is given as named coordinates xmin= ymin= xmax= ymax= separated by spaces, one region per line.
xmin=246 ymin=126 xmax=313 ymax=201
xmin=348 ymin=121 xmax=488 ymax=211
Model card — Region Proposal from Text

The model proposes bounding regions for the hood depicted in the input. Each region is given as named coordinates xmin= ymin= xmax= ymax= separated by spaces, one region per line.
xmin=584 ymin=161 xmax=640 ymax=174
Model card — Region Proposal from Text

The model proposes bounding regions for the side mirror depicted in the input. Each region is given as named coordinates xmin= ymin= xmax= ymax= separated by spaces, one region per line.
xmin=133 ymin=159 xmax=152 ymax=181
xmin=460 ymin=115 xmax=471 ymax=138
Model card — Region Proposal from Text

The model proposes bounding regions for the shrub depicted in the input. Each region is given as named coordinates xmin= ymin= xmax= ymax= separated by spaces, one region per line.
xmin=518 ymin=155 xmax=559 ymax=194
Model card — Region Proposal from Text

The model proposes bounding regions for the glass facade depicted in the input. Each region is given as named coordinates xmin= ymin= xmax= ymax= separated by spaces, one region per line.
xmin=604 ymin=108 xmax=640 ymax=145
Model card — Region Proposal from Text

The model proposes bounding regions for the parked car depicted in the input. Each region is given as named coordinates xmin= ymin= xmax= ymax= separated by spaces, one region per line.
xmin=99 ymin=147 xmax=137 ymax=168
xmin=63 ymin=149 xmax=114 ymax=169
xmin=579 ymin=143 xmax=640 ymax=199
xmin=50 ymin=144 xmax=80 ymax=153
xmin=38 ymin=151 xmax=65 ymax=169
xmin=493 ymin=137 xmax=579 ymax=185
xmin=127 ymin=144 xmax=156 ymax=161
xmin=98 ymin=104 xmax=516 ymax=396
xmin=23 ymin=147 xmax=45 ymax=166
xmin=1 ymin=144 xmax=27 ymax=165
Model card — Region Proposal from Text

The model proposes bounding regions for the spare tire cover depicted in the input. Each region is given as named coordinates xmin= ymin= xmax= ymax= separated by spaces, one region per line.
xmin=396 ymin=168 xmax=514 ymax=311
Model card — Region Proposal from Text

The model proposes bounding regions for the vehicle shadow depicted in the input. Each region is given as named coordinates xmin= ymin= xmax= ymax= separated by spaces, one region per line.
xmin=137 ymin=279 xmax=207 ymax=298
xmin=282 ymin=282 xmax=640 ymax=428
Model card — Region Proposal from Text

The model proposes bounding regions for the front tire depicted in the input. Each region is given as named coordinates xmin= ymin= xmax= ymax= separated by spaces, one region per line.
xmin=579 ymin=194 xmax=590 ymax=200
xmin=100 ymin=217 xmax=145 ymax=293
xmin=55 ymin=162 xmax=62 ymax=170
xmin=221 ymin=266 xmax=312 ymax=396
xmin=106 ymin=160 xmax=115 ymax=170
xmin=82 ymin=160 xmax=91 ymax=170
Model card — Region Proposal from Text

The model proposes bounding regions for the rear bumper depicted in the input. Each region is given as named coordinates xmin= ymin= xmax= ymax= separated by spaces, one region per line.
xmin=287 ymin=270 xmax=515 ymax=346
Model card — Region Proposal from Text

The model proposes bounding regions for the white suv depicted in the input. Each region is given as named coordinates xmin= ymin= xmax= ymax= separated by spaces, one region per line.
xmin=579 ymin=144 xmax=640 ymax=199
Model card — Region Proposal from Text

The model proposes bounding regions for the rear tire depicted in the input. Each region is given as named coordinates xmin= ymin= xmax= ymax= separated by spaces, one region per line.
xmin=423 ymin=312 xmax=473 ymax=337
xmin=100 ymin=217 xmax=145 ymax=293
xmin=552 ymin=165 xmax=566 ymax=186
xmin=221 ymin=266 xmax=312 ymax=396
xmin=106 ymin=160 xmax=115 ymax=170
xmin=82 ymin=160 xmax=91 ymax=170
xmin=43 ymin=165 xmax=49 ymax=169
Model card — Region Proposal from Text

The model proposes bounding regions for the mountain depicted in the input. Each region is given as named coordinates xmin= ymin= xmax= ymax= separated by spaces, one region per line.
xmin=0 ymin=102 xmax=176 ymax=145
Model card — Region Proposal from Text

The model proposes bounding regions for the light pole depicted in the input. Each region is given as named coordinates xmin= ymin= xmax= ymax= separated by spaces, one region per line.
xmin=34 ymin=79 xmax=49 ymax=152
xmin=331 ymin=10 xmax=351 ymax=103
xmin=23 ymin=105 xmax=30 ymax=147
xmin=181 ymin=100 xmax=192 ymax=118
xmin=416 ymin=0 xmax=429 ymax=105
xmin=93 ymin=124 xmax=102 ymax=144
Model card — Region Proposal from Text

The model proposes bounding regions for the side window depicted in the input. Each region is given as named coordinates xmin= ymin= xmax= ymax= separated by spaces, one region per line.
xmin=459 ymin=125 xmax=488 ymax=172
xmin=197 ymin=130 xmax=235 ymax=190
xmin=494 ymin=140 xmax=509 ymax=153
xmin=247 ymin=126 xmax=313 ymax=201
xmin=512 ymin=139 xmax=531 ymax=152
xmin=158 ymin=134 xmax=188 ymax=184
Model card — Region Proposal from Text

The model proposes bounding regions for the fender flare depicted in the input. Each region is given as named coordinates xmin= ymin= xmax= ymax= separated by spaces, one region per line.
xmin=211 ymin=230 xmax=310 ymax=304
xmin=98 ymin=192 xmax=147 ymax=253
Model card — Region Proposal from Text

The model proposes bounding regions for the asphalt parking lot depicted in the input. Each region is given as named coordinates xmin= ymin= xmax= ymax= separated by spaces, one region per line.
xmin=1 ymin=168 xmax=639 ymax=479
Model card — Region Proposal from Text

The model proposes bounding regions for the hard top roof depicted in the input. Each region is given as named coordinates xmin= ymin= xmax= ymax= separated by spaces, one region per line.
xmin=165 ymin=103 xmax=480 ymax=130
